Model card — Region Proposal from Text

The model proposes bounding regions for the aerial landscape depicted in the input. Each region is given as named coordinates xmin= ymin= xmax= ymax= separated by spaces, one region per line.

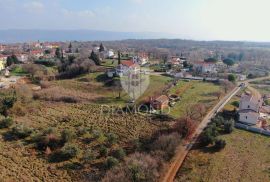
xmin=0 ymin=0 xmax=270 ymax=182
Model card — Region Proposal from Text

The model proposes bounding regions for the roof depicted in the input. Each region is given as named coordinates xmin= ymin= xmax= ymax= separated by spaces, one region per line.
xmin=30 ymin=50 xmax=43 ymax=55
xmin=238 ymin=109 xmax=260 ymax=117
xmin=0 ymin=54 xmax=8 ymax=58
xmin=240 ymin=93 xmax=262 ymax=106
xmin=154 ymin=95 xmax=169 ymax=103
xmin=121 ymin=60 xmax=138 ymax=67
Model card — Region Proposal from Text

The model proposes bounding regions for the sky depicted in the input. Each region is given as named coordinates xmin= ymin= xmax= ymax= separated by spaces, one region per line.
xmin=1 ymin=0 xmax=270 ymax=41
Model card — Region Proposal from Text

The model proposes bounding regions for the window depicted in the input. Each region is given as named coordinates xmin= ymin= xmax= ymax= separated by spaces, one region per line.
xmin=248 ymin=105 xmax=250 ymax=108
xmin=246 ymin=116 xmax=248 ymax=119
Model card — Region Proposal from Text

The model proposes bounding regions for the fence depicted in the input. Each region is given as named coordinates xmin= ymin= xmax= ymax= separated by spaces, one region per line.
xmin=235 ymin=122 xmax=270 ymax=136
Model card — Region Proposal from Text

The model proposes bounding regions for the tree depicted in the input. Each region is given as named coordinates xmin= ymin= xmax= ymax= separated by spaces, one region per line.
xmin=228 ymin=74 xmax=236 ymax=82
xmin=174 ymin=117 xmax=197 ymax=139
xmin=55 ymin=48 xmax=62 ymax=59
xmin=68 ymin=42 xmax=72 ymax=53
xmin=102 ymin=153 xmax=160 ymax=182
xmin=204 ymin=57 xmax=218 ymax=63
xmin=193 ymin=103 xmax=206 ymax=119
xmin=183 ymin=61 xmax=189 ymax=68
xmin=151 ymin=133 xmax=181 ymax=160
xmin=99 ymin=43 xmax=105 ymax=52
xmin=44 ymin=50 xmax=51 ymax=55
xmin=6 ymin=55 xmax=20 ymax=66
xmin=118 ymin=51 xmax=121 ymax=65
xmin=223 ymin=58 xmax=235 ymax=67
xmin=90 ymin=51 xmax=101 ymax=65
xmin=224 ymin=119 xmax=234 ymax=133
xmin=214 ymin=139 xmax=226 ymax=150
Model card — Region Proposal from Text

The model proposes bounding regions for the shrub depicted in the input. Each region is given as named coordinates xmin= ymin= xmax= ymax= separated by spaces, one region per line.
xmin=214 ymin=139 xmax=226 ymax=150
xmin=102 ymin=152 xmax=160 ymax=182
xmin=11 ymin=124 xmax=33 ymax=139
xmin=224 ymin=119 xmax=234 ymax=134
xmin=113 ymin=148 xmax=126 ymax=160
xmin=105 ymin=157 xmax=119 ymax=169
xmin=77 ymin=127 xmax=90 ymax=136
xmin=0 ymin=117 xmax=13 ymax=129
xmin=93 ymin=130 xmax=107 ymax=144
xmin=231 ymin=101 xmax=240 ymax=107
xmin=151 ymin=133 xmax=181 ymax=160
xmin=99 ymin=145 xmax=108 ymax=157
xmin=201 ymin=128 xmax=216 ymax=146
xmin=106 ymin=133 xmax=118 ymax=146
xmin=61 ymin=144 xmax=80 ymax=159
xmin=228 ymin=74 xmax=236 ymax=82
xmin=211 ymin=115 xmax=225 ymax=128
xmin=174 ymin=117 xmax=197 ymax=139
xmin=83 ymin=149 xmax=96 ymax=163
xmin=32 ymin=128 xmax=61 ymax=150
xmin=61 ymin=129 xmax=75 ymax=143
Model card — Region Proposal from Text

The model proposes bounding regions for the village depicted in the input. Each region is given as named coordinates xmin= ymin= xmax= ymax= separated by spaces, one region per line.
xmin=0 ymin=40 xmax=269 ymax=181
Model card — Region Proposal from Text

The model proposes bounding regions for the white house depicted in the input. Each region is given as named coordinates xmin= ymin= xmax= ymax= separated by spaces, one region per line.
xmin=133 ymin=52 xmax=149 ymax=65
xmin=193 ymin=62 xmax=217 ymax=74
xmin=238 ymin=92 xmax=263 ymax=125
xmin=116 ymin=60 xmax=140 ymax=77
xmin=15 ymin=54 xmax=28 ymax=63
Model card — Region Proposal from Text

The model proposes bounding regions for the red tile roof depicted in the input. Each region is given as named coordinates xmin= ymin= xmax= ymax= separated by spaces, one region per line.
xmin=121 ymin=60 xmax=137 ymax=67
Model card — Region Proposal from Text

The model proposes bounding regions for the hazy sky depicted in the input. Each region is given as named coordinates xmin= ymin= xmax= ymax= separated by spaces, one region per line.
xmin=1 ymin=0 xmax=270 ymax=41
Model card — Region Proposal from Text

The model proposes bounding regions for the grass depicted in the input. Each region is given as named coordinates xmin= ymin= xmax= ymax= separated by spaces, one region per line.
xmin=250 ymin=84 xmax=270 ymax=95
xmin=175 ymin=129 xmax=270 ymax=182
xmin=10 ymin=66 xmax=28 ymax=76
xmin=136 ymin=75 xmax=172 ymax=103
xmin=168 ymin=80 xmax=221 ymax=118
xmin=101 ymin=59 xmax=118 ymax=68
xmin=0 ymin=72 xmax=173 ymax=181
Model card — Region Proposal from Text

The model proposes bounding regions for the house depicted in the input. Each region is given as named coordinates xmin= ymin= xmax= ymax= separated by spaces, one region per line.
xmin=116 ymin=60 xmax=140 ymax=77
xmin=100 ymin=49 xmax=115 ymax=59
xmin=238 ymin=92 xmax=263 ymax=125
xmin=29 ymin=50 xmax=44 ymax=59
xmin=150 ymin=95 xmax=169 ymax=110
xmin=0 ymin=45 xmax=5 ymax=52
xmin=15 ymin=54 xmax=28 ymax=63
xmin=0 ymin=55 xmax=7 ymax=70
xmin=133 ymin=52 xmax=149 ymax=65
xmin=43 ymin=42 xmax=60 ymax=49
xmin=193 ymin=61 xmax=217 ymax=74
xmin=168 ymin=57 xmax=184 ymax=67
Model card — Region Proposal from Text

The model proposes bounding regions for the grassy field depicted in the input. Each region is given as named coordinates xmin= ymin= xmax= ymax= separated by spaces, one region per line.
xmin=175 ymin=129 xmax=270 ymax=182
xmin=0 ymin=72 xmax=174 ymax=181
xmin=168 ymin=80 xmax=221 ymax=118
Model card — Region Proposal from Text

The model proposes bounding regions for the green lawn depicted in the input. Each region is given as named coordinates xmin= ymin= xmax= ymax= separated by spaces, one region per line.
xmin=168 ymin=80 xmax=221 ymax=118
xmin=10 ymin=66 xmax=28 ymax=76
xmin=175 ymin=129 xmax=270 ymax=182
xmin=101 ymin=59 xmax=118 ymax=68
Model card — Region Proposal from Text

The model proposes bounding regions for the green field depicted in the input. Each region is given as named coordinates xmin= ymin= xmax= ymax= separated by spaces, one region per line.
xmin=168 ymin=80 xmax=221 ymax=118
xmin=175 ymin=129 xmax=270 ymax=182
